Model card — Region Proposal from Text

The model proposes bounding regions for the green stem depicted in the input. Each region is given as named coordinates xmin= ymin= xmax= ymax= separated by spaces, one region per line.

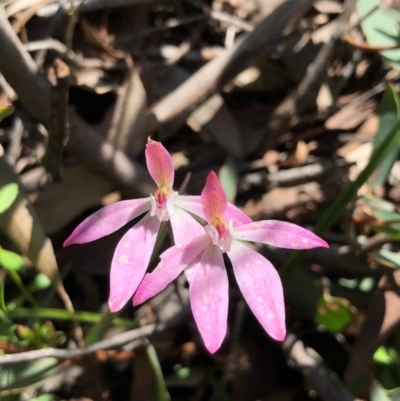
xmin=8 ymin=307 xmax=136 ymax=327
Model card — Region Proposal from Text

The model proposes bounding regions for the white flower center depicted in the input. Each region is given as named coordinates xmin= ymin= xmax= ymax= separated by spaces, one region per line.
xmin=150 ymin=191 xmax=179 ymax=222
xmin=204 ymin=220 xmax=234 ymax=253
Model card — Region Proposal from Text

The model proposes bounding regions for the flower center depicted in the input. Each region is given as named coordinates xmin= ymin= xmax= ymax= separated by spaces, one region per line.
xmin=150 ymin=187 xmax=178 ymax=222
xmin=205 ymin=218 xmax=233 ymax=253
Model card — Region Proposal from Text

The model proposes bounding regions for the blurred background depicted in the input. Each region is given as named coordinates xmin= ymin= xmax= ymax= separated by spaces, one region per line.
xmin=1 ymin=0 xmax=400 ymax=399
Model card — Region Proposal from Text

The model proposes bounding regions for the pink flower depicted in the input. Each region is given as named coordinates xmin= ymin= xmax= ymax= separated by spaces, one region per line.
xmin=64 ymin=139 xmax=205 ymax=312
xmin=134 ymin=171 xmax=329 ymax=353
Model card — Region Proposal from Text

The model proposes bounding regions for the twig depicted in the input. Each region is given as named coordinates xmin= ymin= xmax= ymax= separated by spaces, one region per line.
xmin=5 ymin=115 xmax=24 ymax=165
xmin=0 ymin=13 xmax=154 ymax=198
xmin=209 ymin=10 xmax=254 ymax=32
xmin=259 ymin=0 xmax=358 ymax=154
xmin=0 ymin=305 xmax=188 ymax=364
xmin=150 ymin=0 xmax=314 ymax=138
xmin=43 ymin=58 xmax=70 ymax=182
xmin=284 ymin=334 xmax=355 ymax=401
xmin=24 ymin=39 xmax=126 ymax=69
xmin=244 ymin=160 xmax=351 ymax=186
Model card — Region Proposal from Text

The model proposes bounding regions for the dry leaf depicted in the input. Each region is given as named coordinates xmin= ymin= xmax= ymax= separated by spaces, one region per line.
xmin=0 ymin=157 xmax=73 ymax=311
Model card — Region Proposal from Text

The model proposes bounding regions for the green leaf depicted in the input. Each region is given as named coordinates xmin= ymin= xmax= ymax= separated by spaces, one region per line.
xmin=0 ymin=183 xmax=18 ymax=214
xmin=28 ymin=273 xmax=52 ymax=293
xmin=30 ymin=395 xmax=57 ymax=401
xmin=374 ymin=346 xmax=397 ymax=365
xmin=219 ymin=158 xmax=238 ymax=202
xmin=315 ymin=293 xmax=353 ymax=332
xmin=0 ymin=106 xmax=14 ymax=122
xmin=7 ymin=307 xmax=136 ymax=327
xmin=370 ymin=249 xmax=400 ymax=268
xmin=146 ymin=344 xmax=171 ymax=401
xmin=84 ymin=311 xmax=116 ymax=345
xmin=358 ymin=0 xmax=400 ymax=70
xmin=0 ymin=248 xmax=25 ymax=271
xmin=388 ymin=388 xmax=400 ymax=401
xmin=371 ymin=381 xmax=392 ymax=401
xmin=371 ymin=85 xmax=400 ymax=186
xmin=0 ymin=358 xmax=60 ymax=391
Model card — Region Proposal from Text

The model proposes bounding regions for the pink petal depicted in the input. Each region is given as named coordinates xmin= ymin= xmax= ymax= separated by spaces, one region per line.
xmin=201 ymin=171 xmax=227 ymax=224
xmin=228 ymin=241 xmax=286 ymax=341
xmin=225 ymin=203 xmax=252 ymax=225
xmin=133 ymin=234 xmax=210 ymax=305
xmin=233 ymin=221 xmax=329 ymax=249
xmin=169 ymin=206 xmax=204 ymax=246
xmin=175 ymin=195 xmax=252 ymax=226
xmin=109 ymin=212 xmax=161 ymax=312
xmin=145 ymin=138 xmax=174 ymax=188
xmin=190 ymin=244 xmax=229 ymax=354
xmin=64 ymin=199 xmax=151 ymax=246
xmin=175 ymin=195 xmax=204 ymax=219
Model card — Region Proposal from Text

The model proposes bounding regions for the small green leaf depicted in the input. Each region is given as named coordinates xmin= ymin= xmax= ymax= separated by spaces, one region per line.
xmin=0 ymin=357 xmax=60 ymax=391
xmin=370 ymin=250 xmax=400 ymax=268
xmin=371 ymin=86 xmax=400 ymax=186
xmin=30 ymin=395 xmax=57 ymax=401
xmin=146 ymin=344 xmax=171 ymax=401
xmin=358 ymin=0 xmax=400 ymax=70
xmin=0 ymin=183 xmax=18 ymax=214
xmin=374 ymin=346 xmax=397 ymax=365
xmin=219 ymin=158 xmax=238 ymax=203
xmin=371 ymin=381 xmax=392 ymax=401
xmin=28 ymin=273 xmax=52 ymax=293
xmin=0 ymin=248 xmax=25 ymax=271
xmin=315 ymin=293 xmax=353 ymax=332
xmin=0 ymin=106 xmax=14 ymax=122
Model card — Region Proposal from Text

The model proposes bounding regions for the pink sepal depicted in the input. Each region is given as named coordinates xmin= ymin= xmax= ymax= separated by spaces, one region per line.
xmin=108 ymin=212 xmax=161 ymax=312
xmin=64 ymin=199 xmax=150 ymax=246
xmin=133 ymin=234 xmax=210 ymax=305
xmin=145 ymin=138 xmax=174 ymax=188
xmin=233 ymin=220 xmax=329 ymax=249
xmin=201 ymin=171 xmax=227 ymax=224
xmin=228 ymin=241 xmax=286 ymax=341
xmin=190 ymin=244 xmax=228 ymax=353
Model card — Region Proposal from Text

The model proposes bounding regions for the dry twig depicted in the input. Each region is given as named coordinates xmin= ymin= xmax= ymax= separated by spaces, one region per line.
xmin=0 ymin=13 xmax=154 ymax=197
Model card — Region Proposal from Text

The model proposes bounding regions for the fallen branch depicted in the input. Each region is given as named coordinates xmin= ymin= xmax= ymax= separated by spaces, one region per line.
xmin=149 ymin=0 xmax=314 ymax=138
xmin=0 ymin=305 xmax=189 ymax=364
xmin=0 ymin=13 xmax=154 ymax=198
xmin=284 ymin=333 xmax=355 ymax=401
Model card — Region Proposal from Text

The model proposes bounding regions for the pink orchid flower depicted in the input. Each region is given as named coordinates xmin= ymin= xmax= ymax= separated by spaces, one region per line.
xmin=134 ymin=171 xmax=328 ymax=353
xmin=64 ymin=139 xmax=206 ymax=312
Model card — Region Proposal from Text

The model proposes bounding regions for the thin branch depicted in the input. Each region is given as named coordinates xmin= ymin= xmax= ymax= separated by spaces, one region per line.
xmin=284 ymin=334 xmax=355 ymax=401
xmin=43 ymin=58 xmax=70 ymax=181
xmin=0 ymin=13 xmax=154 ymax=198
xmin=0 ymin=305 xmax=188 ymax=365
xmin=150 ymin=0 xmax=314 ymax=138
xmin=259 ymin=0 xmax=358 ymax=154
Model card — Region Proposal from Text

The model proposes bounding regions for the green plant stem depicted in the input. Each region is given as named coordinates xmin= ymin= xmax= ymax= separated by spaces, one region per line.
xmin=8 ymin=270 xmax=38 ymax=307
xmin=0 ymin=281 xmax=7 ymax=315
xmin=8 ymin=307 xmax=136 ymax=327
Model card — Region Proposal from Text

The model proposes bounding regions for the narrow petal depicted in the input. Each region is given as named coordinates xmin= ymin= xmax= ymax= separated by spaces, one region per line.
xmin=201 ymin=171 xmax=227 ymax=224
xmin=109 ymin=212 xmax=161 ymax=312
xmin=64 ymin=199 xmax=151 ymax=246
xmin=190 ymin=244 xmax=229 ymax=354
xmin=145 ymin=138 xmax=174 ymax=188
xmin=170 ymin=206 xmax=204 ymax=246
xmin=175 ymin=195 xmax=204 ymax=219
xmin=225 ymin=203 xmax=252 ymax=225
xmin=176 ymin=195 xmax=252 ymax=226
xmin=228 ymin=241 xmax=286 ymax=341
xmin=233 ymin=221 xmax=329 ymax=249
xmin=133 ymin=234 xmax=210 ymax=305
